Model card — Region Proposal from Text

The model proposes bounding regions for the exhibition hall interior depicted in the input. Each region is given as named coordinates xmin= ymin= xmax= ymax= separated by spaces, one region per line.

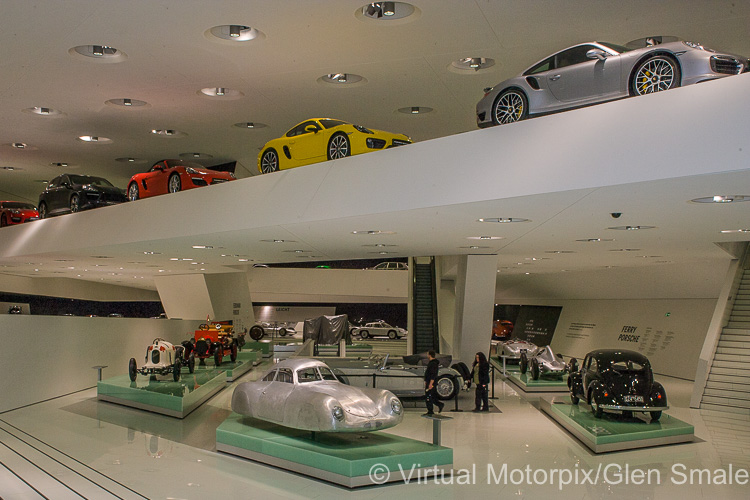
xmin=1 ymin=1 xmax=750 ymax=498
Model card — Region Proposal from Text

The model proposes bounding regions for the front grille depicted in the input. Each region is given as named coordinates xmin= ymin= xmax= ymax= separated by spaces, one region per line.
xmin=210 ymin=178 xmax=227 ymax=185
xmin=390 ymin=139 xmax=411 ymax=147
xmin=366 ymin=138 xmax=386 ymax=149
xmin=711 ymin=55 xmax=742 ymax=75
xmin=192 ymin=177 xmax=208 ymax=186
xmin=151 ymin=350 xmax=160 ymax=364
xmin=11 ymin=216 xmax=21 ymax=222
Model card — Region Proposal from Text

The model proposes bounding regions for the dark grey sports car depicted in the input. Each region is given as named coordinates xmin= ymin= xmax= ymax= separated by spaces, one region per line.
xmin=38 ymin=174 xmax=126 ymax=218
xmin=477 ymin=38 xmax=748 ymax=127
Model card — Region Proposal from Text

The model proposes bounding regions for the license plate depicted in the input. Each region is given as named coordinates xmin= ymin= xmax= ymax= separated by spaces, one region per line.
xmin=623 ymin=395 xmax=644 ymax=403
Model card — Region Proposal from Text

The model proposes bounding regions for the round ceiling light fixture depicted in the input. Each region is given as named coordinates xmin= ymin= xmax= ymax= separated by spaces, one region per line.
xmin=199 ymin=87 xmax=244 ymax=99
xmin=450 ymin=57 xmax=496 ymax=72
xmin=11 ymin=142 xmax=28 ymax=149
xmin=607 ymin=225 xmax=656 ymax=231
xmin=477 ymin=217 xmax=529 ymax=223
xmin=206 ymin=25 xmax=265 ymax=42
xmin=576 ymin=238 xmax=614 ymax=242
xmin=467 ymin=236 xmax=503 ymax=240
xmin=77 ymin=135 xmax=112 ymax=143
xmin=721 ymin=229 xmax=750 ymax=233
xmin=397 ymin=106 xmax=433 ymax=115
xmin=545 ymin=250 xmax=575 ymax=254
xmin=105 ymin=98 xmax=149 ymax=108
xmin=357 ymin=2 xmax=420 ymax=22
xmin=23 ymin=106 xmax=63 ymax=116
xmin=233 ymin=122 xmax=267 ymax=129
xmin=115 ymin=157 xmax=146 ymax=164
xmin=151 ymin=129 xmax=186 ymax=138
xmin=318 ymin=73 xmax=367 ymax=86
xmin=690 ymin=195 xmax=749 ymax=203
xmin=69 ymin=45 xmax=127 ymax=62
xmin=351 ymin=230 xmax=396 ymax=235
xmin=50 ymin=162 xmax=70 ymax=167
xmin=179 ymin=152 xmax=214 ymax=160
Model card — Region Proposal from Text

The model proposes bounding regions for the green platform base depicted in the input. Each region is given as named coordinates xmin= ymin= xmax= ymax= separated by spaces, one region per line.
xmin=97 ymin=368 xmax=227 ymax=418
xmin=540 ymin=396 xmax=694 ymax=453
xmin=245 ymin=341 xmax=272 ymax=357
xmin=237 ymin=349 xmax=261 ymax=366
xmin=217 ymin=413 xmax=453 ymax=487
xmin=491 ymin=358 xmax=568 ymax=392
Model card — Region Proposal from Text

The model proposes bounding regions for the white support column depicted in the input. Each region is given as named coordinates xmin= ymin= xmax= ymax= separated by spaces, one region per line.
xmin=452 ymin=255 xmax=497 ymax=365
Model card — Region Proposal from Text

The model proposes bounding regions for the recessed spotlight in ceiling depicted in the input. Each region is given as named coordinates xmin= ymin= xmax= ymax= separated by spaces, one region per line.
xmin=609 ymin=248 xmax=641 ymax=252
xmin=233 ymin=122 xmax=267 ymax=129
xmin=77 ymin=135 xmax=112 ymax=143
xmin=545 ymin=250 xmax=575 ymax=254
xmin=459 ymin=245 xmax=491 ymax=250
xmin=151 ymin=129 xmax=186 ymax=138
xmin=477 ymin=217 xmax=529 ymax=223
xmin=351 ymin=230 xmax=396 ymax=235
xmin=576 ymin=238 xmax=614 ymax=242
xmin=69 ymin=45 xmax=127 ymax=62
xmin=23 ymin=106 xmax=63 ymax=116
xmin=115 ymin=157 xmax=146 ymax=163
xmin=180 ymin=153 xmax=214 ymax=160
xmin=260 ymin=239 xmax=296 ymax=243
xmin=467 ymin=236 xmax=503 ymax=240
xmin=358 ymin=2 xmax=419 ymax=21
xmin=143 ymin=251 xmax=162 ymax=255
xmin=206 ymin=25 xmax=265 ymax=42
xmin=11 ymin=142 xmax=28 ymax=149
xmin=397 ymin=106 xmax=433 ymax=115
xmin=1 ymin=166 xmax=16 ymax=171
xmin=192 ymin=245 xmax=213 ymax=249
xmin=721 ymin=229 xmax=750 ymax=233
xmin=690 ymin=195 xmax=749 ymax=203
xmin=608 ymin=225 xmax=655 ymax=230
xmin=50 ymin=162 xmax=70 ymax=167
xmin=105 ymin=98 xmax=148 ymax=108
xmin=362 ymin=244 xmax=397 ymax=247
xmin=238 ymin=258 xmax=251 ymax=262
xmin=450 ymin=57 xmax=496 ymax=72
xmin=199 ymin=87 xmax=244 ymax=98
xmin=318 ymin=73 xmax=366 ymax=85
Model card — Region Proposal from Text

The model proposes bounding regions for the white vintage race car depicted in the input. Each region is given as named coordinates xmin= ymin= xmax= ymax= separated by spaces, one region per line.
xmin=350 ymin=321 xmax=407 ymax=339
xmin=128 ymin=338 xmax=194 ymax=382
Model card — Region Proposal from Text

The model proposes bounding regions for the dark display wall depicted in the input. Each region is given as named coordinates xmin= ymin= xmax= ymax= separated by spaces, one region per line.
xmin=0 ymin=292 xmax=165 ymax=318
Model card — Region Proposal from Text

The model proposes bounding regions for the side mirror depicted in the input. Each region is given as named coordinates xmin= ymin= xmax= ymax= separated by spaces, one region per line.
xmin=556 ymin=353 xmax=564 ymax=359
xmin=586 ymin=49 xmax=607 ymax=61
xmin=305 ymin=125 xmax=319 ymax=134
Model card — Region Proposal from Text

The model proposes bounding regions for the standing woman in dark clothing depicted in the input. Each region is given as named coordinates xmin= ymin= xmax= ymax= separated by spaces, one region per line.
xmin=471 ymin=352 xmax=490 ymax=412
xmin=423 ymin=350 xmax=444 ymax=415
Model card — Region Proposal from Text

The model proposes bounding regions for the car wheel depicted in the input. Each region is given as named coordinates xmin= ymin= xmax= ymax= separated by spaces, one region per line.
xmin=451 ymin=362 xmax=472 ymax=387
xmin=231 ymin=343 xmax=238 ymax=363
xmin=650 ymin=411 xmax=662 ymax=422
xmin=492 ymin=88 xmax=528 ymax=125
xmin=435 ymin=374 xmax=459 ymax=400
xmin=249 ymin=325 xmax=264 ymax=341
xmin=519 ymin=352 xmax=528 ymax=374
xmin=127 ymin=182 xmax=139 ymax=201
xmin=630 ymin=55 xmax=681 ymax=96
xmin=327 ymin=133 xmax=350 ymax=160
xmin=0 ymin=215 xmax=7 ymax=227
xmin=570 ymin=392 xmax=580 ymax=405
xmin=168 ymin=174 xmax=181 ymax=193
xmin=173 ymin=364 xmax=181 ymax=382
xmin=38 ymin=202 xmax=47 ymax=219
xmin=279 ymin=328 xmax=287 ymax=337
xmin=188 ymin=353 xmax=195 ymax=374
xmin=590 ymin=391 xmax=603 ymax=418
xmin=260 ymin=149 xmax=279 ymax=173
xmin=128 ymin=358 xmax=137 ymax=381
xmin=388 ymin=330 xmax=397 ymax=339
xmin=359 ymin=330 xmax=369 ymax=339
xmin=530 ymin=358 xmax=540 ymax=380
xmin=214 ymin=346 xmax=223 ymax=366
xmin=70 ymin=194 xmax=80 ymax=213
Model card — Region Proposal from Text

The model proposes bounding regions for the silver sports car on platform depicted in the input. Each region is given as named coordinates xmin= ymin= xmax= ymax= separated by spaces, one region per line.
xmin=477 ymin=38 xmax=748 ymax=127
xmin=519 ymin=345 xmax=567 ymax=380
xmin=231 ymin=358 xmax=403 ymax=432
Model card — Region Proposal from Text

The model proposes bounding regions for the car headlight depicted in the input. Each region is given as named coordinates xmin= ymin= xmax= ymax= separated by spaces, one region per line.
xmin=230 ymin=173 xmax=236 ymax=179
xmin=353 ymin=125 xmax=373 ymax=134
xmin=185 ymin=167 xmax=198 ymax=174
xmin=391 ymin=399 xmax=402 ymax=414
xmin=82 ymin=184 xmax=96 ymax=191
xmin=683 ymin=41 xmax=705 ymax=50
xmin=332 ymin=405 xmax=344 ymax=421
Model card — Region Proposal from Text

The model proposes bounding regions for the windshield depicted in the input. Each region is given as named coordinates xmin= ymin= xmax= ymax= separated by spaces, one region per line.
xmin=318 ymin=367 xmax=338 ymax=381
xmin=598 ymin=42 xmax=633 ymax=54
xmin=3 ymin=202 xmax=35 ymax=210
xmin=319 ymin=119 xmax=347 ymax=129
xmin=297 ymin=367 xmax=322 ymax=383
xmin=69 ymin=175 xmax=113 ymax=187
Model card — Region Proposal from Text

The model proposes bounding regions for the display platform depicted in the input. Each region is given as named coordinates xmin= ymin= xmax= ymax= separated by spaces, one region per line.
xmin=222 ymin=355 xmax=255 ymax=382
xmin=540 ymin=396 xmax=694 ymax=453
xmin=490 ymin=357 xmax=568 ymax=393
xmin=237 ymin=348 xmax=261 ymax=366
xmin=317 ymin=343 xmax=373 ymax=358
xmin=97 ymin=368 xmax=227 ymax=418
xmin=245 ymin=340 xmax=272 ymax=358
xmin=217 ymin=413 xmax=453 ymax=488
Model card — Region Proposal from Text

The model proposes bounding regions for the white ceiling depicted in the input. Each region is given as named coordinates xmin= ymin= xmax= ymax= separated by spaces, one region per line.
xmin=2 ymin=0 xmax=750 ymax=203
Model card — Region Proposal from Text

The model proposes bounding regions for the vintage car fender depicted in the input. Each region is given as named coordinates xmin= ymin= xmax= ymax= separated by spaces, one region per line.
xmin=649 ymin=382 xmax=668 ymax=406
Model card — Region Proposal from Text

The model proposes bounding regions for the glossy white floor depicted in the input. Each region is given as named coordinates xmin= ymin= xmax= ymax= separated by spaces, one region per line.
xmin=1 ymin=362 xmax=748 ymax=500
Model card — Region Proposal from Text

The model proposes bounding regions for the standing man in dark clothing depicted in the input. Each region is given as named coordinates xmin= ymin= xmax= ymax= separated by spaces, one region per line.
xmin=471 ymin=351 xmax=490 ymax=412
xmin=424 ymin=350 xmax=444 ymax=415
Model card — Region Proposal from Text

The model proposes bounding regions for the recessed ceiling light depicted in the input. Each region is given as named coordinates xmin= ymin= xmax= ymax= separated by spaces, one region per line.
xmin=69 ymin=45 xmax=127 ymax=62
xmin=23 ymin=106 xmax=63 ymax=116
xmin=50 ymin=162 xmax=70 ymax=167
xmin=238 ymin=258 xmax=250 ymax=262
xmin=115 ymin=157 xmax=145 ymax=163
xmin=192 ymin=245 xmax=214 ymax=249
xmin=576 ymin=238 xmax=614 ymax=242
xmin=11 ymin=142 xmax=28 ymax=149
xmin=143 ymin=251 xmax=161 ymax=255
xmin=77 ymin=135 xmax=112 ymax=143
xmin=608 ymin=225 xmax=655 ymax=230
xmin=609 ymin=248 xmax=641 ymax=252
xmin=206 ymin=25 xmax=264 ymax=42
xmin=199 ymin=87 xmax=244 ymax=98
xmin=450 ymin=57 xmax=496 ymax=72
xmin=105 ymin=98 xmax=148 ymax=108
xmin=180 ymin=153 xmax=214 ymax=160
xmin=545 ymin=250 xmax=575 ymax=254
xmin=233 ymin=122 xmax=267 ymax=129
xmin=319 ymin=73 xmax=366 ymax=85
xmin=1 ymin=166 xmax=16 ymax=171
xmin=467 ymin=236 xmax=503 ymax=240
xmin=691 ymin=195 xmax=749 ymax=203
xmin=351 ymin=230 xmax=395 ymax=235
xmin=151 ymin=129 xmax=186 ymax=138
xmin=397 ymin=106 xmax=433 ymax=115
xmin=363 ymin=244 xmax=397 ymax=248
xmin=721 ymin=229 xmax=750 ymax=233
xmin=477 ymin=217 xmax=529 ymax=223
xmin=359 ymin=2 xmax=418 ymax=21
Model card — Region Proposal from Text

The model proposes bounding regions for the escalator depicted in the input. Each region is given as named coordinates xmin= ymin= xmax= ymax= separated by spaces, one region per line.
xmin=412 ymin=257 xmax=439 ymax=353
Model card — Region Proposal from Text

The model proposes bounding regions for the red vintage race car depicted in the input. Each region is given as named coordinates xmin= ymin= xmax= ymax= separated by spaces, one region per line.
xmin=127 ymin=159 xmax=236 ymax=201
xmin=0 ymin=201 xmax=39 ymax=227
xmin=181 ymin=323 xmax=242 ymax=367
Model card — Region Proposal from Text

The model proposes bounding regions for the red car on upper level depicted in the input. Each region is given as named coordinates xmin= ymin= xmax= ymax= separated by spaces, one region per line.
xmin=0 ymin=201 xmax=39 ymax=227
xmin=127 ymin=159 xmax=236 ymax=201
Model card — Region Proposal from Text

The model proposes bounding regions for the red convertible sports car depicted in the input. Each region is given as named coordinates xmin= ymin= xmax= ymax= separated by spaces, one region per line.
xmin=127 ymin=160 xmax=236 ymax=201
xmin=0 ymin=201 xmax=39 ymax=227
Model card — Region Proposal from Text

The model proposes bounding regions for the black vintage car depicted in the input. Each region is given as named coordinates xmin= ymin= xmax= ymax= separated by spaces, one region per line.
xmin=38 ymin=174 xmax=127 ymax=218
xmin=567 ymin=349 xmax=668 ymax=421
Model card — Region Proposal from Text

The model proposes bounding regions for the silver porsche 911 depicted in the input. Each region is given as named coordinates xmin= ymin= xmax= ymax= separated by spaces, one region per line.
xmin=476 ymin=38 xmax=748 ymax=127
xmin=231 ymin=358 xmax=403 ymax=432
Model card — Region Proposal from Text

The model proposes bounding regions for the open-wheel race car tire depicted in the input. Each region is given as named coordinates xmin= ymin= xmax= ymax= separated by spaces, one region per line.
xmin=249 ymin=325 xmax=264 ymax=341
xmin=128 ymin=358 xmax=138 ymax=382
xmin=214 ymin=346 xmax=223 ymax=366
xmin=230 ymin=343 xmax=238 ymax=363
xmin=188 ymin=353 xmax=195 ymax=373
xmin=519 ymin=352 xmax=528 ymax=374
xmin=435 ymin=374 xmax=459 ymax=400
xmin=451 ymin=362 xmax=472 ymax=388
xmin=172 ymin=364 xmax=181 ymax=382
xmin=530 ymin=358 xmax=540 ymax=380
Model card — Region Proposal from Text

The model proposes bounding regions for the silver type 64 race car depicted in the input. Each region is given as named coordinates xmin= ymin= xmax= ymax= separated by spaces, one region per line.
xmin=519 ymin=345 xmax=567 ymax=380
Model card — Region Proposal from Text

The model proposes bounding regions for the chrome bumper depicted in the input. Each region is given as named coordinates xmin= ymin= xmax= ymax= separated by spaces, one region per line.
xmin=600 ymin=404 xmax=669 ymax=412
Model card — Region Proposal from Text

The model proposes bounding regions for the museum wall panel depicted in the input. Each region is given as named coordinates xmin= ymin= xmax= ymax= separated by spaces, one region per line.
xmin=0 ymin=274 xmax=160 ymax=302
xmin=0 ymin=315 xmax=201 ymax=412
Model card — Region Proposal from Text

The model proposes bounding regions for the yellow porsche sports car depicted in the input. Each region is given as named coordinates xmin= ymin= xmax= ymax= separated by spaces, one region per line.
xmin=257 ymin=118 xmax=411 ymax=174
